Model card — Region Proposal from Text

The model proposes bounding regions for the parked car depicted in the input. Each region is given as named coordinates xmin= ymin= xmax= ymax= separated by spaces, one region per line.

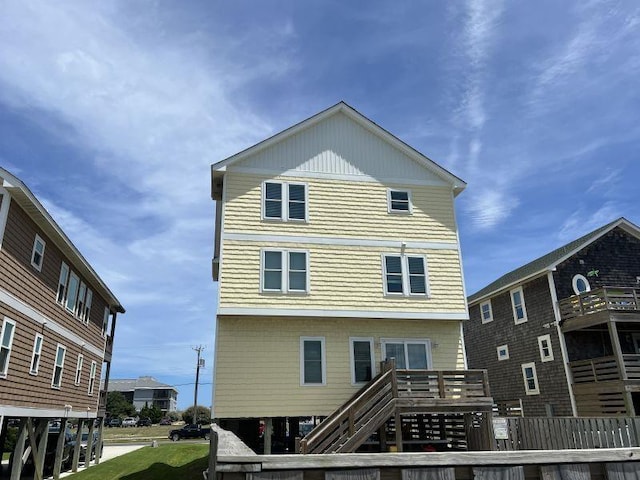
xmin=9 ymin=429 xmax=74 ymax=475
xmin=169 ymin=424 xmax=211 ymax=441
xmin=159 ymin=417 xmax=173 ymax=425
xmin=69 ymin=431 xmax=103 ymax=462
xmin=136 ymin=417 xmax=152 ymax=427
xmin=122 ymin=417 xmax=137 ymax=427
xmin=107 ymin=417 xmax=122 ymax=427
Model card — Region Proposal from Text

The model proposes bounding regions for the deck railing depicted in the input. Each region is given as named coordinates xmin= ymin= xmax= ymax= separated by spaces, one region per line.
xmin=559 ymin=286 xmax=640 ymax=321
xmin=570 ymin=354 xmax=640 ymax=383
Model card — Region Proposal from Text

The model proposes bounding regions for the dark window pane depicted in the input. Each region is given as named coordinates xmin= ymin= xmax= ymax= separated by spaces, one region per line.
xmin=288 ymin=184 xmax=305 ymax=201
xmin=409 ymin=275 xmax=426 ymax=294
xmin=304 ymin=340 xmax=323 ymax=383
xmin=353 ymin=341 xmax=372 ymax=382
xmin=265 ymin=182 xmax=282 ymax=200
xmin=289 ymin=272 xmax=306 ymax=291
xmin=407 ymin=344 xmax=428 ymax=369
xmin=385 ymin=343 xmax=406 ymax=369
xmin=264 ymin=251 xmax=282 ymax=270
xmin=264 ymin=272 xmax=281 ymax=290
xmin=265 ymin=200 xmax=282 ymax=218
xmin=407 ymin=257 xmax=424 ymax=275
xmin=387 ymin=275 xmax=403 ymax=293
xmin=289 ymin=252 xmax=306 ymax=271
xmin=288 ymin=201 xmax=305 ymax=220
xmin=385 ymin=256 xmax=402 ymax=274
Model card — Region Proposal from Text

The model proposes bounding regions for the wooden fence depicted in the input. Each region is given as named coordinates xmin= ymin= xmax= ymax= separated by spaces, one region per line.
xmin=494 ymin=417 xmax=640 ymax=451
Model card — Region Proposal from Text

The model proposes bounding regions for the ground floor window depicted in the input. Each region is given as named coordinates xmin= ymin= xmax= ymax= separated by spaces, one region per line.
xmin=300 ymin=337 xmax=325 ymax=385
xmin=381 ymin=339 xmax=431 ymax=369
xmin=350 ymin=338 xmax=374 ymax=384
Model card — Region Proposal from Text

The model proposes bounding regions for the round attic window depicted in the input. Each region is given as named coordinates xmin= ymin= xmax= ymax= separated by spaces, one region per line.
xmin=572 ymin=274 xmax=591 ymax=295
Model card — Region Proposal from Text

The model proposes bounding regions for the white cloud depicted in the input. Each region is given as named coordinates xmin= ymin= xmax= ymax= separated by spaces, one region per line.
xmin=557 ymin=202 xmax=622 ymax=242
xmin=465 ymin=188 xmax=518 ymax=230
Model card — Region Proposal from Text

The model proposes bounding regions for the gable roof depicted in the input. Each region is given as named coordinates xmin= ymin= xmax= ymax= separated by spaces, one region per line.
xmin=468 ymin=217 xmax=640 ymax=305
xmin=107 ymin=376 xmax=178 ymax=393
xmin=210 ymin=101 xmax=466 ymax=200
xmin=0 ymin=167 xmax=124 ymax=313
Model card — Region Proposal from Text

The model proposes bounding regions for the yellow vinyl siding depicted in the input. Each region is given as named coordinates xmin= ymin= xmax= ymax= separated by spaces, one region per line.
xmin=223 ymin=173 xmax=457 ymax=242
xmin=219 ymin=241 xmax=465 ymax=313
xmin=214 ymin=316 xmax=465 ymax=418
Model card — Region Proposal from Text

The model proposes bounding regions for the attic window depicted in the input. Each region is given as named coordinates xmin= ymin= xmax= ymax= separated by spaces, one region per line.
xmin=572 ymin=274 xmax=591 ymax=295
xmin=388 ymin=189 xmax=412 ymax=213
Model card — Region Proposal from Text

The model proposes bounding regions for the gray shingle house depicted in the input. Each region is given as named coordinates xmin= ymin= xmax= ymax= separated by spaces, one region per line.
xmin=464 ymin=218 xmax=640 ymax=417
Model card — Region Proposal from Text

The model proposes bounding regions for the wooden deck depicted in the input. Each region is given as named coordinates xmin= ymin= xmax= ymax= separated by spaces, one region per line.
xmin=559 ymin=286 xmax=640 ymax=322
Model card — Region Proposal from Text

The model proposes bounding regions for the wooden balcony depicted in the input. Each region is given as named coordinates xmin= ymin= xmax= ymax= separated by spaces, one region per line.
xmin=569 ymin=354 xmax=640 ymax=383
xmin=559 ymin=286 xmax=640 ymax=322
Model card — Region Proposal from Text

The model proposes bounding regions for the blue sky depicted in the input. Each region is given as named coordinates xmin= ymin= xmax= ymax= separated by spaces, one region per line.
xmin=1 ymin=1 xmax=639 ymax=410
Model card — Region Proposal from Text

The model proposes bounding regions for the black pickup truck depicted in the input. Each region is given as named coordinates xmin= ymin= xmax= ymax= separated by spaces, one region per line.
xmin=168 ymin=424 xmax=211 ymax=441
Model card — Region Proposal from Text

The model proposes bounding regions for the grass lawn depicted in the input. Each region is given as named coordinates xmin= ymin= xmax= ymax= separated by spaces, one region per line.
xmin=102 ymin=425 xmax=176 ymax=443
xmin=68 ymin=444 xmax=209 ymax=480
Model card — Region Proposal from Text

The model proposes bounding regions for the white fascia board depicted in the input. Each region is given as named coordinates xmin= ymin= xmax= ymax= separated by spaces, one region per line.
xmin=217 ymin=307 xmax=468 ymax=320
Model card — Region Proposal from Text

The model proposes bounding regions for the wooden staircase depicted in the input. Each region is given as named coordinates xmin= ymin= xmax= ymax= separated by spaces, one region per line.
xmin=299 ymin=361 xmax=493 ymax=454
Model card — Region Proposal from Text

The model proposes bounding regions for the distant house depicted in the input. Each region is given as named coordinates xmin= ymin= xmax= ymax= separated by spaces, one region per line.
xmin=211 ymin=102 xmax=493 ymax=453
xmin=464 ymin=218 xmax=640 ymax=417
xmin=108 ymin=376 xmax=178 ymax=413
xmin=0 ymin=167 xmax=124 ymax=476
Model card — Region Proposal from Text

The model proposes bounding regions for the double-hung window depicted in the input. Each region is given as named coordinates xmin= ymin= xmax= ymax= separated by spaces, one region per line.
xmin=383 ymin=254 xmax=428 ymax=296
xmin=75 ymin=354 xmax=84 ymax=386
xmin=480 ymin=300 xmax=493 ymax=323
xmin=300 ymin=337 xmax=325 ymax=385
xmin=102 ymin=307 xmax=110 ymax=336
xmin=382 ymin=339 xmax=431 ymax=369
xmin=263 ymin=181 xmax=307 ymax=222
xmin=511 ymin=287 xmax=528 ymax=324
xmin=521 ymin=362 xmax=539 ymax=395
xmin=31 ymin=234 xmax=46 ymax=271
xmin=30 ymin=333 xmax=44 ymax=375
xmin=538 ymin=334 xmax=554 ymax=362
xmin=0 ymin=318 xmax=16 ymax=378
xmin=65 ymin=272 xmax=80 ymax=313
xmin=51 ymin=344 xmax=66 ymax=389
xmin=82 ymin=290 xmax=93 ymax=324
xmin=387 ymin=189 xmax=412 ymax=213
xmin=88 ymin=361 xmax=97 ymax=395
xmin=262 ymin=249 xmax=309 ymax=293
xmin=350 ymin=338 xmax=374 ymax=384
xmin=57 ymin=263 xmax=92 ymax=322
xmin=57 ymin=263 xmax=70 ymax=304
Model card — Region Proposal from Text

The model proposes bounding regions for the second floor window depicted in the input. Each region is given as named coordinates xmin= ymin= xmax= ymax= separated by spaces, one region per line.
xmin=0 ymin=318 xmax=16 ymax=378
xmin=262 ymin=249 xmax=309 ymax=293
xmin=57 ymin=263 xmax=93 ymax=322
xmin=388 ymin=189 xmax=412 ymax=213
xmin=88 ymin=361 xmax=97 ymax=395
xmin=31 ymin=235 xmax=46 ymax=271
xmin=51 ymin=344 xmax=66 ymax=389
xmin=383 ymin=255 xmax=428 ymax=296
xmin=511 ymin=287 xmax=528 ymax=324
xmin=75 ymin=354 xmax=84 ymax=386
xmin=30 ymin=333 xmax=43 ymax=375
xmin=263 ymin=181 xmax=307 ymax=221
xmin=480 ymin=300 xmax=493 ymax=323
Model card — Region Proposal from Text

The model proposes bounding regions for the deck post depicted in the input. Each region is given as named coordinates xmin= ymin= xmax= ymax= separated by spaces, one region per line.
xmin=10 ymin=418 xmax=28 ymax=480
xmin=208 ymin=429 xmax=218 ymax=480
xmin=394 ymin=412 xmax=403 ymax=452
xmin=33 ymin=418 xmax=50 ymax=480
xmin=264 ymin=418 xmax=273 ymax=454
xmin=72 ymin=418 xmax=84 ymax=472
xmin=95 ymin=417 xmax=104 ymax=465
xmin=87 ymin=416 xmax=95 ymax=465
xmin=53 ymin=418 xmax=68 ymax=480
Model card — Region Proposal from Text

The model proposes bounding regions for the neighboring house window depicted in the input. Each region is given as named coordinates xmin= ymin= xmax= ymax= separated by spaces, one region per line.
xmin=65 ymin=272 xmax=80 ymax=313
xmin=31 ymin=234 xmax=46 ymax=271
xmin=521 ymin=362 xmax=539 ymax=395
xmin=382 ymin=339 xmax=431 ymax=369
xmin=350 ymin=338 xmax=374 ymax=384
xmin=538 ymin=334 xmax=554 ymax=362
xmin=497 ymin=344 xmax=509 ymax=361
xmin=480 ymin=300 xmax=493 ymax=323
xmin=572 ymin=274 xmax=591 ymax=295
xmin=57 ymin=262 xmax=70 ymax=304
xmin=261 ymin=249 xmax=309 ymax=293
xmin=511 ymin=287 xmax=528 ymax=324
xmin=75 ymin=354 xmax=84 ymax=386
xmin=102 ymin=307 xmax=110 ymax=336
xmin=263 ymin=181 xmax=307 ymax=222
xmin=0 ymin=318 xmax=16 ymax=378
xmin=388 ymin=189 xmax=412 ymax=213
xmin=300 ymin=337 xmax=325 ymax=385
xmin=30 ymin=333 xmax=44 ymax=375
xmin=88 ymin=361 xmax=97 ymax=395
xmin=51 ymin=344 xmax=66 ymax=389
xmin=383 ymin=255 xmax=428 ymax=296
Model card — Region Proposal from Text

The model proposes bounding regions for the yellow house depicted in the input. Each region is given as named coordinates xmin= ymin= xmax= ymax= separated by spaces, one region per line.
xmin=211 ymin=102 xmax=475 ymax=452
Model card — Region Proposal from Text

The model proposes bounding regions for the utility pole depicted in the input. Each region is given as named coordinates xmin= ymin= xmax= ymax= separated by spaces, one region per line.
xmin=193 ymin=345 xmax=205 ymax=426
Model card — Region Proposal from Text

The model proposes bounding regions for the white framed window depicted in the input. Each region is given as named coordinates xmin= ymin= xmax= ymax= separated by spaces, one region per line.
xmin=57 ymin=262 xmax=69 ymax=304
xmin=261 ymin=249 xmax=309 ymax=293
xmin=102 ymin=307 xmax=110 ymax=337
xmin=83 ymin=289 xmax=93 ymax=324
xmin=381 ymin=339 xmax=431 ymax=370
xmin=300 ymin=337 xmax=326 ymax=386
xmin=480 ymin=300 xmax=493 ymax=323
xmin=31 ymin=234 xmax=46 ymax=271
xmin=387 ymin=189 xmax=412 ymax=214
xmin=88 ymin=361 xmax=97 ymax=395
xmin=262 ymin=181 xmax=308 ymax=222
xmin=65 ymin=272 xmax=80 ymax=313
xmin=497 ymin=344 xmax=509 ymax=361
xmin=76 ymin=282 xmax=86 ymax=318
xmin=572 ymin=274 xmax=591 ymax=295
xmin=382 ymin=254 xmax=429 ymax=297
xmin=75 ymin=354 xmax=84 ymax=386
xmin=0 ymin=318 xmax=17 ymax=378
xmin=51 ymin=344 xmax=66 ymax=389
xmin=350 ymin=338 xmax=375 ymax=385
xmin=30 ymin=333 xmax=44 ymax=375
xmin=522 ymin=362 xmax=540 ymax=395
xmin=538 ymin=334 xmax=554 ymax=362
xmin=511 ymin=287 xmax=528 ymax=324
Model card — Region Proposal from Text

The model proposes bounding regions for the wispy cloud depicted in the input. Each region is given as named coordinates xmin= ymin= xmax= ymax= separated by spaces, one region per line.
xmin=557 ymin=202 xmax=623 ymax=242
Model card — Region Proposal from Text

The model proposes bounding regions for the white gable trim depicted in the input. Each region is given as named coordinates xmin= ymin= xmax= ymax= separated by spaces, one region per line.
xmin=216 ymin=307 xmax=468 ymax=320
